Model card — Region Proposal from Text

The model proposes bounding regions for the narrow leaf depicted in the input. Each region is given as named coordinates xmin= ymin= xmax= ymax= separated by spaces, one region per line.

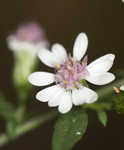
xmin=97 ymin=111 xmax=107 ymax=127
xmin=52 ymin=107 xmax=88 ymax=150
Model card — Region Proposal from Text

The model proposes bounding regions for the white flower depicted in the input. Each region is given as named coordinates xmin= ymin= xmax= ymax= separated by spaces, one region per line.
xmin=28 ymin=33 xmax=115 ymax=114
xmin=120 ymin=85 xmax=124 ymax=91
xmin=7 ymin=22 xmax=49 ymax=89
xmin=7 ymin=22 xmax=49 ymax=55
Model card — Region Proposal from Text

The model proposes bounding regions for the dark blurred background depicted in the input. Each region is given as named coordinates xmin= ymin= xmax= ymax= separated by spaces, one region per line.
xmin=0 ymin=0 xmax=124 ymax=149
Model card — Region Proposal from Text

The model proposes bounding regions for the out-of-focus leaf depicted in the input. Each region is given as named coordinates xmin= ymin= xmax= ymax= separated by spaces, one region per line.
xmin=0 ymin=92 xmax=18 ymax=138
xmin=0 ymin=92 xmax=15 ymax=120
xmin=97 ymin=111 xmax=107 ymax=127
xmin=52 ymin=107 xmax=88 ymax=150
xmin=6 ymin=119 xmax=18 ymax=139
xmin=113 ymin=92 xmax=124 ymax=114
xmin=83 ymin=102 xmax=112 ymax=111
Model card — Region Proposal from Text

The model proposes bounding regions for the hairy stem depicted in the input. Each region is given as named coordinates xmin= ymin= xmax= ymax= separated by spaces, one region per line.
xmin=0 ymin=111 xmax=57 ymax=147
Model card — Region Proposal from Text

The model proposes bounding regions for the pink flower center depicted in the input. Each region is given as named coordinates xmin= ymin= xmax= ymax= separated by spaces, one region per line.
xmin=55 ymin=55 xmax=89 ymax=90
xmin=14 ymin=22 xmax=47 ymax=44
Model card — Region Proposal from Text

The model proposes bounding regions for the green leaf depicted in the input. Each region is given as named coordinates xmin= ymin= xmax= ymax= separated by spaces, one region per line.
xmin=52 ymin=107 xmax=88 ymax=150
xmin=6 ymin=119 xmax=18 ymax=139
xmin=0 ymin=92 xmax=18 ymax=138
xmin=80 ymin=79 xmax=89 ymax=88
xmin=0 ymin=93 xmax=15 ymax=120
xmin=97 ymin=111 xmax=107 ymax=127
xmin=83 ymin=102 xmax=112 ymax=111
xmin=113 ymin=92 xmax=124 ymax=114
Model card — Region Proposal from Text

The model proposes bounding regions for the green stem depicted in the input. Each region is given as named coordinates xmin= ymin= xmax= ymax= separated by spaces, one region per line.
xmin=0 ymin=111 xmax=57 ymax=147
xmin=16 ymin=104 xmax=26 ymax=123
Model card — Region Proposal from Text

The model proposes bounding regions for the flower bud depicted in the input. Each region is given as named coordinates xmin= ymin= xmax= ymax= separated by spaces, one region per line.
xmin=7 ymin=22 xmax=49 ymax=96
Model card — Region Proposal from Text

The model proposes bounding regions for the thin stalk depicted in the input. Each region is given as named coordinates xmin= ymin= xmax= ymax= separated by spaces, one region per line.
xmin=0 ymin=111 xmax=57 ymax=147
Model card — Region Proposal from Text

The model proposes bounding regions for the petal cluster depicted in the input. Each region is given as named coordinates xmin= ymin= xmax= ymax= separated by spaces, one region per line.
xmin=7 ymin=22 xmax=49 ymax=53
xmin=28 ymin=33 xmax=115 ymax=114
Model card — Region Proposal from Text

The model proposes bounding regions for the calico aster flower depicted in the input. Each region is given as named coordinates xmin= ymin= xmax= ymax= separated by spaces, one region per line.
xmin=28 ymin=33 xmax=115 ymax=114
xmin=7 ymin=22 xmax=49 ymax=89
xmin=7 ymin=22 xmax=49 ymax=53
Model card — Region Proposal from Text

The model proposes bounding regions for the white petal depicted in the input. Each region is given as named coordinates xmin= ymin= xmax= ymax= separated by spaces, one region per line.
xmin=38 ymin=44 xmax=67 ymax=68
xmin=86 ymin=72 xmax=115 ymax=85
xmin=51 ymin=43 xmax=67 ymax=64
xmin=73 ymin=33 xmax=88 ymax=61
xmin=36 ymin=85 xmax=62 ymax=102
xmin=120 ymin=85 xmax=124 ymax=91
xmin=72 ymin=87 xmax=98 ymax=105
xmin=28 ymin=72 xmax=55 ymax=86
xmin=7 ymin=36 xmax=36 ymax=54
xmin=48 ymin=87 xmax=65 ymax=107
xmin=58 ymin=91 xmax=72 ymax=114
xmin=72 ymin=89 xmax=86 ymax=105
xmin=38 ymin=49 xmax=56 ymax=68
xmin=87 ymin=54 xmax=115 ymax=75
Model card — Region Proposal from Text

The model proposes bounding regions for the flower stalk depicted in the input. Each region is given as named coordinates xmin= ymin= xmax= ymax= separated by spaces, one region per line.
xmin=0 ymin=111 xmax=57 ymax=147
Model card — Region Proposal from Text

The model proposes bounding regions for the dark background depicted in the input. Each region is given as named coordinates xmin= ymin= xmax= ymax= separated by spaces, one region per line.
xmin=0 ymin=0 xmax=124 ymax=149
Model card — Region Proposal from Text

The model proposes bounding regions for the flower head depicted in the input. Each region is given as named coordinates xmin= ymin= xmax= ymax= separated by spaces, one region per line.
xmin=28 ymin=33 xmax=115 ymax=114
xmin=7 ymin=22 xmax=49 ymax=53
xmin=55 ymin=55 xmax=89 ymax=90
xmin=7 ymin=22 xmax=49 ymax=91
